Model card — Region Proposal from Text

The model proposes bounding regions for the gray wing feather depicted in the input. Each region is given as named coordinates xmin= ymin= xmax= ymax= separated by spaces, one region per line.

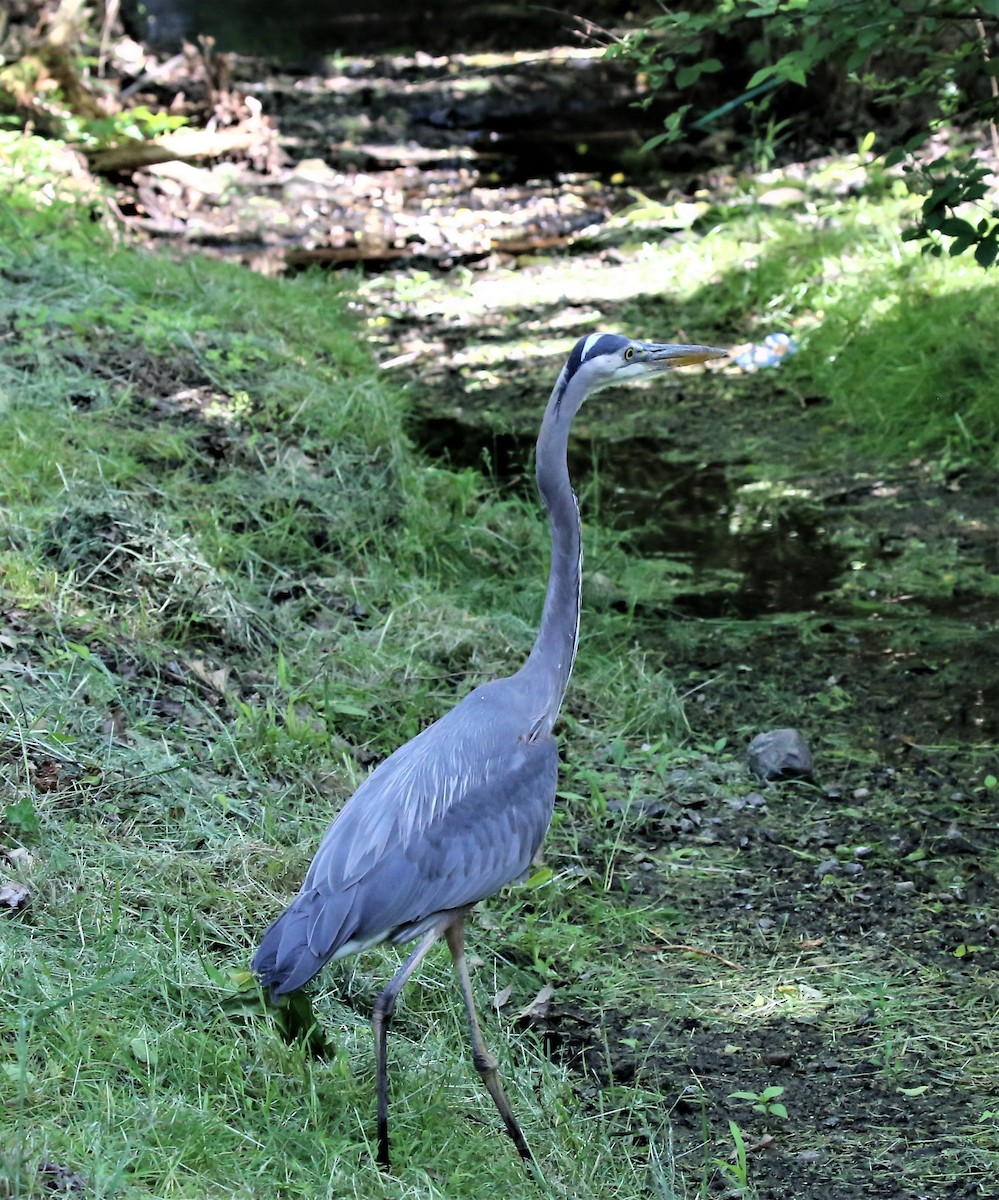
xmin=253 ymin=678 xmax=558 ymax=996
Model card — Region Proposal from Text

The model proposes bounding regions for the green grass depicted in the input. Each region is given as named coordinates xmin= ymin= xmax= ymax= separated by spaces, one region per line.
xmin=2 ymin=132 xmax=997 ymax=1199
xmin=0 ymin=141 xmax=695 ymax=1199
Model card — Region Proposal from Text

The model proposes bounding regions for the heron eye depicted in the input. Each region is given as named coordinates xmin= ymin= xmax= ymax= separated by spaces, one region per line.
xmin=624 ymin=347 xmax=635 ymax=361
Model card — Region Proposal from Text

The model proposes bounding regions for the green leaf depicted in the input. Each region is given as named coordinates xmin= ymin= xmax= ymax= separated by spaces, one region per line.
xmin=974 ymin=238 xmax=998 ymax=268
xmin=525 ymin=866 xmax=554 ymax=888
xmin=747 ymin=64 xmax=779 ymax=89
xmin=4 ymin=797 xmax=39 ymax=836
xmin=859 ymin=131 xmax=876 ymax=155
xmin=129 ymin=1034 xmax=158 ymax=1067
xmin=640 ymin=131 xmax=671 ymax=154
xmin=939 ymin=217 xmax=976 ymax=239
xmin=1 ymin=1063 xmax=38 ymax=1084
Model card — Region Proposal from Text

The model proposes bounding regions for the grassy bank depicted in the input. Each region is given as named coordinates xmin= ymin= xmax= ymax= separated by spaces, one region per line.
xmin=0 ymin=142 xmax=692 ymax=1199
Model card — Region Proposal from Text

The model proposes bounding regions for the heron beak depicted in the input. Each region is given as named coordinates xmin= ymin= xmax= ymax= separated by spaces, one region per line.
xmin=646 ymin=343 xmax=729 ymax=369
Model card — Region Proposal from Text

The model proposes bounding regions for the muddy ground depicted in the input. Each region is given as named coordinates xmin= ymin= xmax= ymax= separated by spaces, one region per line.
xmin=78 ymin=32 xmax=999 ymax=1198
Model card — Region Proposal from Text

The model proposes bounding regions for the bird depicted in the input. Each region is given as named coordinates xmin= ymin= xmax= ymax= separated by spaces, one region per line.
xmin=253 ymin=332 xmax=727 ymax=1169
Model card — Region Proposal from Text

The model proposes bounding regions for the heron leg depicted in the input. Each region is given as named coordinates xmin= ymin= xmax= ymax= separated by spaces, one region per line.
xmin=372 ymin=918 xmax=450 ymax=1170
xmin=445 ymin=919 xmax=535 ymax=1165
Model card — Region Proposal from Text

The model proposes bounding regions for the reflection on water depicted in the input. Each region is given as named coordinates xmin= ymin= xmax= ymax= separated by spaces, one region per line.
xmin=411 ymin=415 xmax=846 ymax=618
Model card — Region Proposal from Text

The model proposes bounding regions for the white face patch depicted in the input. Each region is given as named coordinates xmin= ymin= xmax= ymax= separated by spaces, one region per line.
xmin=580 ymin=333 xmax=604 ymax=360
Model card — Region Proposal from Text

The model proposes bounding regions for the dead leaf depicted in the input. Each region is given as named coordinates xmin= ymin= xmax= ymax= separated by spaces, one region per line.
xmin=37 ymin=1160 xmax=87 ymax=1194
xmin=3 ymin=848 xmax=35 ymax=870
xmin=493 ymin=984 xmax=513 ymax=1009
xmin=187 ymin=658 xmax=231 ymax=695
xmin=31 ymin=761 xmax=62 ymax=793
xmin=516 ymin=983 xmax=554 ymax=1021
xmin=101 ymin=706 xmax=129 ymax=742
xmin=0 ymin=880 xmax=30 ymax=913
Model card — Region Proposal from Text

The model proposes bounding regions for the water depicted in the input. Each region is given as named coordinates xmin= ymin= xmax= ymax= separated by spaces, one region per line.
xmin=136 ymin=0 xmax=606 ymax=58
xmin=412 ymin=415 xmax=846 ymax=618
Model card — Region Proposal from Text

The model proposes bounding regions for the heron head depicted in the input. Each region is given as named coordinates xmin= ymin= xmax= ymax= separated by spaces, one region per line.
xmin=561 ymin=332 xmax=727 ymax=399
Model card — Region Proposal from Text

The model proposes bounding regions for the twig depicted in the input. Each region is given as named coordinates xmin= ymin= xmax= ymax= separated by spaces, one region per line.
xmin=976 ymin=18 xmax=999 ymax=161
xmin=635 ymin=941 xmax=743 ymax=970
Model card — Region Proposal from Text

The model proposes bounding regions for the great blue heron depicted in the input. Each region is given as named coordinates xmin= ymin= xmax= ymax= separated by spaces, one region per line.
xmin=253 ymin=332 xmax=726 ymax=1168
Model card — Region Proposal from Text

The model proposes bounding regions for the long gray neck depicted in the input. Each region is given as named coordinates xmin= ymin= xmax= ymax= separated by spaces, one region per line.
xmin=518 ymin=372 xmax=583 ymax=736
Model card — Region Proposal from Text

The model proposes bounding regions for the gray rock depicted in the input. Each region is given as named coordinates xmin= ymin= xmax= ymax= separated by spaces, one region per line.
xmin=747 ymin=728 xmax=815 ymax=782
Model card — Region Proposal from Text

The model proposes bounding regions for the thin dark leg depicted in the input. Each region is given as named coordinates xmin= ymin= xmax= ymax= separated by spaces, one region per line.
xmin=445 ymin=919 xmax=535 ymax=1164
xmin=372 ymin=918 xmax=450 ymax=1170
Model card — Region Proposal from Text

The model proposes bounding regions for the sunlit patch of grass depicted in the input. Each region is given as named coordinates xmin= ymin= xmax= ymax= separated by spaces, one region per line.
xmin=366 ymin=157 xmax=999 ymax=470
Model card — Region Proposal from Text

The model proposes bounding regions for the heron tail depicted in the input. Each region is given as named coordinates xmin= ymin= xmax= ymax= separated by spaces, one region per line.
xmin=252 ymin=887 xmax=357 ymax=997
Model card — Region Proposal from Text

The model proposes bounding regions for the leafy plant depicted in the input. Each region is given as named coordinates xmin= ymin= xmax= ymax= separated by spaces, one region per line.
xmin=729 ymin=1084 xmax=789 ymax=1120
xmin=712 ymin=1119 xmax=752 ymax=1194
xmin=2 ymin=796 xmax=39 ymax=839
xmin=609 ymin=0 xmax=999 ymax=265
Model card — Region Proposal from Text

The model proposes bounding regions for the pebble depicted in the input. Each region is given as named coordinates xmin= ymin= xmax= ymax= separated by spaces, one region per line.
xmin=748 ymin=728 xmax=815 ymax=782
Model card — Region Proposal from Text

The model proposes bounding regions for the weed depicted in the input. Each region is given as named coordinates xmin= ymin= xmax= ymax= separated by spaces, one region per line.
xmin=711 ymin=1120 xmax=752 ymax=1196
xmin=728 ymin=1085 xmax=788 ymax=1120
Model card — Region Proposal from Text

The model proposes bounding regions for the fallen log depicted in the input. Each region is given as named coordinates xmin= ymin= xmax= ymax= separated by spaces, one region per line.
xmin=86 ymin=119 xmax=269 ymax=174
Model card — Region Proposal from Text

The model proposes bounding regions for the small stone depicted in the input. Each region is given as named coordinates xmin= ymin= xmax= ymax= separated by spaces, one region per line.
xmin=853 ymin=787 xmax=870 ymax=800
xmin=896 ymin=881 xmax=916 ymax=893
xmin=816 ymin=859 xmax=842 ymax=877
xmin=764 ymin=1049 xmax=793 ymax=1067
xmin=842 ymin=862 xmax=863 ymax=876
xmin=748 ymin=728 xmax=815 ymax=782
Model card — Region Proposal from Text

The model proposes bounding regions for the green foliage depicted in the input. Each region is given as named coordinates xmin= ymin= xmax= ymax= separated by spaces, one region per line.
xmin=729 ymin=1084 xmax=789 ymax=1120
xmin=898 ymin=157 xmax=999 ymax=266
xmin=2 ymin=796 xmax=39 ymax=838
xmin=611 ymin=0 xmax=999 ymax=265
xmin=712 ymin=1120 xmax=751 ymax=1194
xmin=61 ymin=104 xmax=189 ymax=150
